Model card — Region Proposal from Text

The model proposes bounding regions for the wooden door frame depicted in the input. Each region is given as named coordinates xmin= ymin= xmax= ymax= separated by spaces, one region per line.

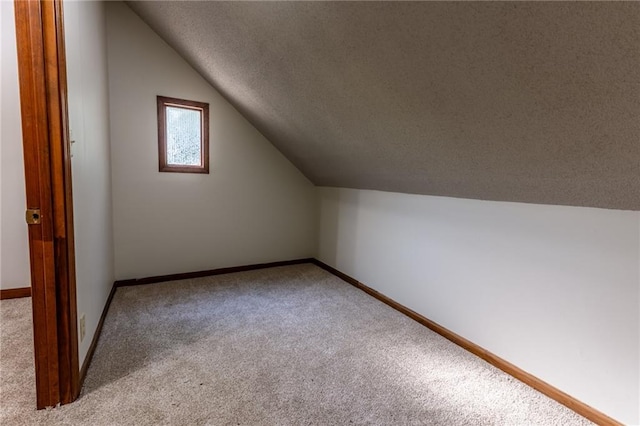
xmin=14 ymin=0 xmax=79 ymax=408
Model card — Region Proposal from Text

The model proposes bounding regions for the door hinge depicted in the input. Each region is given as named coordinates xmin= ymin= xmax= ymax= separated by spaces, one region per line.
xmin=26 ymin=209 xmax=41 ymax=225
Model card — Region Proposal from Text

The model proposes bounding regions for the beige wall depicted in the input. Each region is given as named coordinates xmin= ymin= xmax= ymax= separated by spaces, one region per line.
xmin=0 ymin=0 xmax=30 ymax=290
xmin=64 ymin=0 xmax=115 ymax=365
xmin=106 ymin=2 xmax=316 ymax=281
xmin=317 ymin=187 xmax=640 ymax=425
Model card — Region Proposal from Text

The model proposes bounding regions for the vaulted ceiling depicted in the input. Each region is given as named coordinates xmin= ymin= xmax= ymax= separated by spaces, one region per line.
xmin=128 ymin=1 xmax=639 ymax=210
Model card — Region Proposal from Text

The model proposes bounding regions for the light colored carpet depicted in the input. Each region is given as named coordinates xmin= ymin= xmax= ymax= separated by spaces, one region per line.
xmin=0 ymin=264 xmax=592 ymax=425
xmin=0 ymin=297 xmax=35 ymax=422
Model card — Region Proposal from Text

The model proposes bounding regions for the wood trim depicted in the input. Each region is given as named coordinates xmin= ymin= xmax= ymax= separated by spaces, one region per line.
xmin=157 ymin=95 xmax=209 ymax=174
xmin=0 ymin=287 xmax=32 ymax=300
xmin=115 ymin=258 xmax=313 ymax=287
xmin=311 ymin=259 xmax=622 ymax=426
xmin=46 ymin=0 xmax=79 ymax=403
xmin=14 ymin=0 xmax=79 ymax=409
xmin=78 ymin=284 xmax=117 ymax=390
xmin=15 ymin=0 xmax=60 ymax=407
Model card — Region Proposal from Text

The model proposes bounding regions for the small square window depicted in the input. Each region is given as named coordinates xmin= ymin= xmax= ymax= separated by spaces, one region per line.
xmin=157 ymin=96 xmax=209 ymax=173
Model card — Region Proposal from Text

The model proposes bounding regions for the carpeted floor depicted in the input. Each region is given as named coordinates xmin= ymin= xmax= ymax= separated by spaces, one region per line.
xmin=0 ymin=297 xmax=35 ymax=423
xmin=0 ymin=264 xmax=592 ymax=425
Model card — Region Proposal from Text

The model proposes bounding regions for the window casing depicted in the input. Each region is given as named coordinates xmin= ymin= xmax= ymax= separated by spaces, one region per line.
xmin=157 ymin=96 xmax=209 ymax=173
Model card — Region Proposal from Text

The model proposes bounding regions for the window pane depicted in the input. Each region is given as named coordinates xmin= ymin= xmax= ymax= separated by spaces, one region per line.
xmin=166 ymin=106 xmax=201 ymax=166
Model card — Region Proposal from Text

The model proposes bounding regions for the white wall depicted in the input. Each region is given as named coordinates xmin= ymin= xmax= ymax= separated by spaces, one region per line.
xmin=106 ymin=2 xmax=316 ymax=281
xmin=64 ymin=0 xmax=115 ymax=365
xmin=0 ymin=0 xmax=30 ymax=290
xmin=317 ymin=187 xmax=640 ymax=425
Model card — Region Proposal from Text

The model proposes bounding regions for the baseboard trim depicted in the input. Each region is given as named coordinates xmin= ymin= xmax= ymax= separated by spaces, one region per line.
xmin=0 ymin=287 xmax=31 ymax=300
xmin=114 ymin=258 xmax=314 ymax=287
xmin=311 ymin=259 xmax=622 ymax=426
xmin=77 ymin=283 xmax=117 ymax=396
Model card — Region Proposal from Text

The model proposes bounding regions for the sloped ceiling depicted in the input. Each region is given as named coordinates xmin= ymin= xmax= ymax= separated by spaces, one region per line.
xmin=127 ymin=1 xmax=639 ymax=210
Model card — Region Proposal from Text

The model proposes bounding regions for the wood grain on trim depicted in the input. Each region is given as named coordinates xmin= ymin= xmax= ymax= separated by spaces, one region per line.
xmin=0 ymin=287 xmax=32 ymax=300
xmin=157 ymin=95 xmax=210 ymax=174
xmin=311 ymin=259 xmax=622 ymax=426
xmin=15 ymin=0 xmax=79 ymax=408
xmin=114 ymin=258 xmax=314 ymax=287
xmin=47 ymin=0 xmax=80 ymax=402
xmin=15 ymin=0 xmax=59 ymax=407
xmin=78 ymin=284 xmax=117 ymax=390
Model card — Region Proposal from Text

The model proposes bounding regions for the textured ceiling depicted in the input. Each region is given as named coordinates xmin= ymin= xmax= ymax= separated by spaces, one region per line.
xmin=128 ymin=1 xmax=639 ymax=210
